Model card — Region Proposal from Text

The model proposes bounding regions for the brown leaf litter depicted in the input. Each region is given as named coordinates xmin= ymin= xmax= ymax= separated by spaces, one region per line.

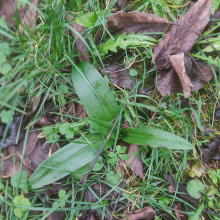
xmin=153 ymin=0 xmax=214 ymax=98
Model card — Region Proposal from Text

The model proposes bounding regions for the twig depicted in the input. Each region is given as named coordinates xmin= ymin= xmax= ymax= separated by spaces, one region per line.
xmin=109 ymin=182 xmax=126 ymax=220
xmin=79 ymin=115 xmax=120 ymax=185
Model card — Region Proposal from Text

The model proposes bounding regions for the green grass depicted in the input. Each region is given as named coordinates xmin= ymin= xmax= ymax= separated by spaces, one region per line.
xmin=0 ymin=0 xmax=220 ymax=219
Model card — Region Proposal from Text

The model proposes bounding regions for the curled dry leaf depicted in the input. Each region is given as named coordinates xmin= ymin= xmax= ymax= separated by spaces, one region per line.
xmin=156 ymin=61 xmax=213 ymax=97
xmin=168 ymin=53 xmax=193 ymax=98
xmin=66 ymin=15 xmax=90 ymax=62
xmin=119 ymin=206 xmax=156 ymax=220
xmin=125 ymin=144 xmax=144 ymax=179
xmin=96 ymin=11 xmax=172 ymax=41
xmin=154 ymin=0 xmax=213 ymax=70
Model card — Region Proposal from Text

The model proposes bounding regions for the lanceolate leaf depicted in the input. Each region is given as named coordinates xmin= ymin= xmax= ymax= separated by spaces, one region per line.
xmin=29 ymin=134 xmax=114 ymax=189
xmin=71 ymin=61 xmax=120 ymax=122
xmin=122 ymin=127 xmax=193 ymax=150
xmin=88 ymin=118 xmax=121 ymax=139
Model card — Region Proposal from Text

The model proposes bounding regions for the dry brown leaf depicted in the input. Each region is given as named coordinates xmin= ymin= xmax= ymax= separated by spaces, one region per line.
xmin=156 ymin=61 xmax=213 ymax=97
xmin=66 ymin=15 xmax=90 ymax=62
xmin=154 ymin=0 xmax=213 ymax=70
xmin=47 ymin=211 xmax=66 ymax=220
xmin=125 ymin=144 xmax=144 ymax=179
xmin=168 ymin=53 xmax=193 ymax=98
xmin=19 ymin=0 xmax=39 ymax=33
xmin=119 ymin=206 xmax=156 ymax=220
xmin=96 ymin=11 xmax=172 ymax=41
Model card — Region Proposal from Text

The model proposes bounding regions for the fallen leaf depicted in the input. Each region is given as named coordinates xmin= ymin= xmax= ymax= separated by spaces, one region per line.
xmin=200 ymin=138 xmax=220 ymax=164
xmin=0 ymin=113 xmax=25 ymax=149
xmin=154 ymin=0 xmax=213 ymax=70
xmin=156 ymin=61 xmax=213 ymax=97
xmin=168 ymin=53 xmax=193 ymax=98
xmin=19 ymin=0 xmax=39 ymax=33
xmin=118 ymin=206 xmax=156 ymax=220
xmin=116 ymin=0 xmax=128 ymax=10
xmin=125 ymin=144 xmax=144 ymax=179
xmin=36 ymin=117 xmax=53 ymax=126
xmin=1 ymin=130 xmax=58 ymax=178
xmin=96 ymin=11 xmax=172 ymax=41
xmin=0 ymin=0 xmax=25 ymax=26
xmin=103 ymin=64 xmax=148 ymax=94
xmin=173 ymin=202 xmax=187 ymax=220
xmin=66 ymin=15 xmax=90 ymax=62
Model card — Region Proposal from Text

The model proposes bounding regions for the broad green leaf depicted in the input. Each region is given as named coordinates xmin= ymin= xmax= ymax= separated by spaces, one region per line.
xmin=58 ymin=85 xmax=68 ymax=94
xmin=0 ymin=43 xmax=11 ymax=56
xmin=11 ymin=171 xmax=28 ymax=189
xmin=29 ymin=134 xmax=114 ymax=189
xmin=108 ymin=152 xmax=116 ymax=157
xmin=76 ymin=11 xmax=104 ymax=28
xmin=117 ymin=146 xmax=127 ymax=154
xmin=71 ymin=61 xmax=120 ymax=122
xmin=109 ymin=155 xmax=117 ymax=164
xmin=186 ymin=180 xmax=205 ymax=199
xmin=122 ymin=127 xmax=193 ymax=150
xmin=0 ymin=109 xmax=14 ymax=124
xmin=42 ymin=126 xmax=54 ymax=134
xmin=92 ymin=161 xmax=103 ymax=171
xmin=71 ymin=164 xmax=89 ymax=180
xmin=88 ymin=119 xmax=120 ymax=139
xmin=13 ymin=195 xmax=31 ymax=218
xmin=59 ymin=123 xmax=70 ymax=135
xmin=106 ymin=172 xmax=120 ymax=185
xmin=118 ymin=154 xmax=129 ymax=161
xmin=129 ymin=69 xmax=138 ymax=76
xmin=0 ymin=63 xmax=11 ymax=75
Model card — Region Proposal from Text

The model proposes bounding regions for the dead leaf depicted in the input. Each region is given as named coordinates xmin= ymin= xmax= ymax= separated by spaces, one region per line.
xmin=118 ymin=206 xmax=156 ymax=220
xmin=168 ymin=53 xmax=193 ymax=98
xmin=0 ymin=113 xmax=25 ymax=149
xmin=125 ymin=144 xmax=144 ymax=179
xmin=1 ymin=130 xmax=58 ymax=178
xmin=96 ymin=11 xmax=173 ymax=41
xmin=66 ymin=15 xmax=90 ymax=62
xmin=156 ymin=61 xmax=213 ymax=97
xmin=36 ymin=117 xmax=53 ymax=126
xmin=19 ymin=0 xmax=39 ymax=33
xmin=173 ymin=202 xmax=187 ymax=220
xmin=116 ymin=0 xmax=128 ymax=10
xmin=200 ymin=138 xmax=220 ymax=164
xmin=103 ymin=64 xmax=148 ymax=94
xmin=154 ymin=0 xmax=213 ymax=70
xmin=0 ymin=0 xmax=25 ymax=26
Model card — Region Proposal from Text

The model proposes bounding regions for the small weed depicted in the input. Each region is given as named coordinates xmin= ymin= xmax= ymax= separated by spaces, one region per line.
xmin=108 ymin=145 xmax=129 ymax=164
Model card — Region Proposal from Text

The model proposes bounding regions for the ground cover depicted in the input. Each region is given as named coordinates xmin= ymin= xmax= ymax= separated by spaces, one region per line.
xmin=0 ymin=0 xmax=220 ymax=219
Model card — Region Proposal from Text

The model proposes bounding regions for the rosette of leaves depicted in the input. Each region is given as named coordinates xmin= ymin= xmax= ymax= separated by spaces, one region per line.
xmin=29 ymin=61 xmax=193 ymax=189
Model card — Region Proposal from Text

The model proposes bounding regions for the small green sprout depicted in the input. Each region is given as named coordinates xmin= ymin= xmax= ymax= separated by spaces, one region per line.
xmin=13 ymin=194 xmax=31 ymax=218
xmin=108 ymin=145 xmax=129 ymax=164
xmin=52 ymin=189 xmax=68 ymax=208
xmin=209 ymin=169 xmax=220 ymax=185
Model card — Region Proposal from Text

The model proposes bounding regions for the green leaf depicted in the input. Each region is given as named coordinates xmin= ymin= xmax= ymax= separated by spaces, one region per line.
xmin=118 ymin=154 xmax=129 ymax=161
xmin=108 ymin=152 xmax=116 ymax=157
xmin=76 ymin=11 xmax=103 ymax=28
xmin=122 ymin=127 xmax=193 ymax=150
xmin=109 ymin=155 xmax=117 ymax=164
xmin=71 ymin=164 xmax=89 ymax=180
xmin=71 ymin=61 xmax=120 ymax=122
xmin=0 ymin=43 xmax=11 ymax=56
xmin=0 ymin=110 xmax=14 ymax=124
xmin=92 ymin=161 xmax=103 ymax=171
xmin=98 ymin=33 xmax=157 ymax=55
xmin=13 ymin=195 xmax=31 ymax=217
xmin=58 ymin=85 xmax=69 ymax=94
xmin=0 ymin=63 xmax=11 ymax=74
xmin=58 ymin=189 xmax=66 ymax=199
xmin=0 ymin=54 xmax=6 ymax=66
xmin=42 ymin=126 xmax=54 ymax=134
xmin=0 ymin=17 xmax=8 ymax=30
xmin=59 ymin=123 xmax=70 ymax=135
xmin=88 ymin=119 xmax=120 ymax=139
xmin=117 ymin=146 xmax=127 ymax=154
xmin=186 ymin=180 xmax=205 ymax=199
xmin=29 ymin=134 xmax=114 ymax=189
xmin=106 ymin=172 xmax=120 ymax=185
xmin=11 ymin=171 xmax=28 ymax=189
xmin=129 ymin=69 xmax=138 ymax=76
xmin=116 ymin=145 xmax=121 ymax=152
